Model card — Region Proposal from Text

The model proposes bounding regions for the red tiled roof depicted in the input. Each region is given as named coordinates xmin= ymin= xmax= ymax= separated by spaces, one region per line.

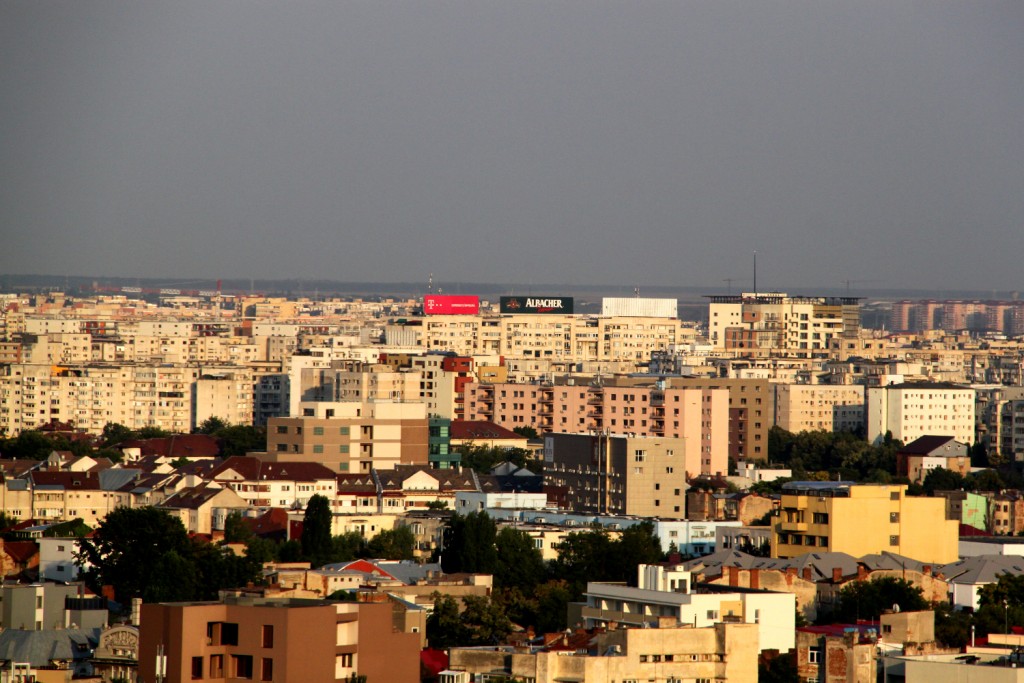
xmin=31 ymin=471 xmax=103 ymax=490
xmin=449 ymin=420 xmax=525 ymax=441
xmin=2 ymin=541 xmax=38 ymax=564
xmin=119 ymin=434 xmax=221 ymax=458
xmin=210 ymin=456 xmax=336 ymax=482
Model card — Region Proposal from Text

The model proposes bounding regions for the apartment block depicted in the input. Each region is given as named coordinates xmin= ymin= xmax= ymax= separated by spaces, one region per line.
xmin=266 ymin=401 xmax=428 ymax=472
xmin=544 ymin=433 xmax=692 ymax=517
xmin=708 ymin=293 xmax=860 ymax=358
xmin=774 ymin=384 xmax=865 ymax=433
xmin=865 ymin=382 xmax=975 ymax=445
xmin=138 ymin=597 xmax=420 ymax=683
xmin=772 ymin=482 xmax=958 ymax=563
xmin=468 ymin=379 xmax=731 ymax=470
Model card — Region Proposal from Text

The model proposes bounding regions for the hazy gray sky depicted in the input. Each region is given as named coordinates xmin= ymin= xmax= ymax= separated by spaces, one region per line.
xmin=2 ymin=1 xmax=1022 ymax=291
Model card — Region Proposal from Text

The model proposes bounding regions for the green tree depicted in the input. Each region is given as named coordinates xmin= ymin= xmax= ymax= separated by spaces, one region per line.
xmin=197 ymin=416 xmax=228 ymax=435
xmin=365 ymin=527 xmax=415 ymax=561
xmin=494 ymin=527 xmax=545 ymax=591
xmin=43 ymin=518 xmax=90 ymax=538
xmin=460 ymin=594 xmax=513 ymax=645
xmin=825 ymin=577 xmax=928 ymax=624
xmin=426 ymin=594 xmax=466 ymax=648
xmin=101 ymin=423 xmax=135 ymax=447
xmin=441 ymin=512 xmax=498 ymax=575
xmin=301 ymin=494 xmax=334 ymax=568
xmin=758 ymin=650 xmax=798 ymax=683
xmin=76 ymin=507 xmax=196 ymax=603
xmin=223 ymin=511 xmax=253 ymax=544
xmin=549 ymin=528 xmax=615 ymax=599
xmin=922 ymin=467 xmax=967 ymax=495
xmin=332 ymin=531 xmax=366 ymax=562
xmin=976 ymin=573 xmax=1024 ymax=635
xmin=136 ymin=426 xmax=171 ymax=439
xmin=609 ymin=522 xmax=664 ymax=583
xmin=512 ymin=426 xmax=539 ymax=439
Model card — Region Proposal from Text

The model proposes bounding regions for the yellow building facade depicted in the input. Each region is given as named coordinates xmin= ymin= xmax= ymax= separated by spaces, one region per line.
xmin=772 ymin=482 xmax=958 ymax=563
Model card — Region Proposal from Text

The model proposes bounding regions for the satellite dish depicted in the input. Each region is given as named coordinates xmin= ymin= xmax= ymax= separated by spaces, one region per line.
xmin=893 ymin=603 xmax=900 ymax=613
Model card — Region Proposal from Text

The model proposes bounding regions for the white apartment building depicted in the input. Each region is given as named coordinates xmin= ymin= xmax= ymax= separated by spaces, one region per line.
xmin=865 ymin=382 xmax=975 ymax=445
xmin=708 ymin=293 xmax=860 ymax=358
xmin=580 ymin=563 xmax=795 ymax=653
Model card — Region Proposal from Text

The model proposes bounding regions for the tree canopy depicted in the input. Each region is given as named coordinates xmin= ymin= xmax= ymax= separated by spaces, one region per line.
xmin=823 ymin=577 xmax=928 ymax=625
xmin=76 ymin=507 xmax=260 ymax=604
xmin=301 ymin=494 xmax=334 ymax=568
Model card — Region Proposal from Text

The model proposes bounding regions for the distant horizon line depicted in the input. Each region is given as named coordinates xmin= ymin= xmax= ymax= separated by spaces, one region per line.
xmin=2 ymin=272 xmax=1023 ymax=302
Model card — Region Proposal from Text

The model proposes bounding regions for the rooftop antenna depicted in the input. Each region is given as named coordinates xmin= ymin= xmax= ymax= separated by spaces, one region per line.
xmin=428 ymin=273 xmax=434 ymax=294
xmin=753 ymin=250 xmax=757 ymax=295
xmin=634 ymin=286 xmax=640 ymax=298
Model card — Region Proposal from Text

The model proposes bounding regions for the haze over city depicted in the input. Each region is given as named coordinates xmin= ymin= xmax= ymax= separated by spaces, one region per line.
xmin=3 ymin=2 xmax=1023 ymax=291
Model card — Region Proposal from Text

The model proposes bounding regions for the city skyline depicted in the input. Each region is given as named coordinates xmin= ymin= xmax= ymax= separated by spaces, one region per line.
xmin=3 ymin=2 xmax=1023 ymax=291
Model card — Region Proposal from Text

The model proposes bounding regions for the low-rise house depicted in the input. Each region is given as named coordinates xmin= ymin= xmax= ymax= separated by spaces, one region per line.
xmin=896 ymin=435 xmax=970 ymax=483
xmin=209 ymin=456 xmax=338 ymax=510
xmin=38 ymin=536 xmax=84 ymax=582
xmin=0 ymin=628 xmax=101 ymax=680
xmin=381 ymin=465 xmax=489 ymax=512
xmin=940 ymin=554 xmax=1024 ymax=610
xmin=29 ymin=470 xmax=138 ymax=527
xmin=157 ymin=483 xmax=250 ymax=534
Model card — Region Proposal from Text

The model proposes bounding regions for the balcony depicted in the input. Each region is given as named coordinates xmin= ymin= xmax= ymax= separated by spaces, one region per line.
xmin=779 ymin=520 xmax=808 ymax=532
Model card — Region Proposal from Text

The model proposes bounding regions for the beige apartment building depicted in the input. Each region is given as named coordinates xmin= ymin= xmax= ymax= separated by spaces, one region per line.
xmin=266 ymin=401 xmax=428 ymax=472
xmin=708 ymin=293 xmax=861 ymax=358
xmin=449 ymin=622 xmax=759 ymax=683
xmin=865 ymin=382 xmax=975 ymax=445
xmin=0 ymin=362 xmax=253 ymax=436
xmin=774 ymin=384 xmax=866 ymax=433
xmin=469 ymin=381 xmax=729 ymax=474
xmin=387 ymin=314 xmax=697 ymax=369
xmin=544 ymin=433 xmax=692 ymax=516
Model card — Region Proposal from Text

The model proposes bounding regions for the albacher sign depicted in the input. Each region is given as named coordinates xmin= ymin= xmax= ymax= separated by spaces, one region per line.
xmin=423 ymin=295 xmax=480 ymax=315
xmin=500 ymin=296 xmax=574 ymax=314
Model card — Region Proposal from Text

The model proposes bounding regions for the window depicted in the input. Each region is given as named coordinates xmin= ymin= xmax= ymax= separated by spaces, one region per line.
xmin=261 ymin=658 xmax=273 ymax=681
xmin=191 ymin=657 xmax=203 ymax=679
xmin=890 ymin=512 xmax=900 ymax=523
xmin=890 ymin=535 xmax=900 ymax=546
xmin=232 ymin=655 xmax=253 ymax=679
xmin=706 ymin=610 xmax=718 ymax=620
xmin=313 ymin=426 xmax=324 ymax=436
xmin=340 ymin=445 xmax=349 ymax=454
xmin=262 ymin=625 xmax=274 ymax=648
xmin=812 ymin=513 xmax=829 ymax=524
xmin=209 ymin=655 xmax=224 ymax=678
xmin=313 ymin=444 xmax=324 ymax=454
xmin=808 ymin=647 xmax=821 ymax=664
xmin=275 ymin=425 xmax=288 ymax=434
xmin=340 ymin=426 xmax=350 ymax=435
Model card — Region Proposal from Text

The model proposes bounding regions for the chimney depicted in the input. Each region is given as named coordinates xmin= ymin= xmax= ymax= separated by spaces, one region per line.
xmin=832 ymin=567 xmax=843 ymax=582
xmin=923 ymin=565 xmax=932 ymax=576
xmin=857 ymin=565 xmax=867 ymax=580
xmin=750 ymin=568 xmax=760 ymax=590
xmin=786 ymin=567 xmax=797 ymax=577
xmin=729 ymin=566 xmax=739 ymax=587
xmin=802 ymin=567 xmax=813 ymax=581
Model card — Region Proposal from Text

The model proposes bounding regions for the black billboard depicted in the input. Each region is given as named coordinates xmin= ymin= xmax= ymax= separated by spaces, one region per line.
xmin=500 ymin=296 xmax=574 ymax=314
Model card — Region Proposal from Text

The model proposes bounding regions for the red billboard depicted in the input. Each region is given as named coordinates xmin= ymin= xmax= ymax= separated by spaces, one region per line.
xmin=423 ymin=295 xmax=480 ymax=315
